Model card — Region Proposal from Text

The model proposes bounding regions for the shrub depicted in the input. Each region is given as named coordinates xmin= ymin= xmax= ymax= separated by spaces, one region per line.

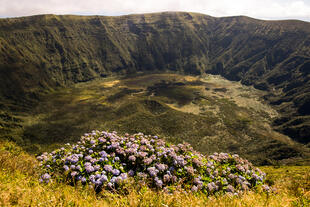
xmin=37 ymin=130 xmax=269 ymax=195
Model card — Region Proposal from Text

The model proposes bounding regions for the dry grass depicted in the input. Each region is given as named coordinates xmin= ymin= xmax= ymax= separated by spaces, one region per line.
xmin=0 ymin=140 xmax=309 ymax=207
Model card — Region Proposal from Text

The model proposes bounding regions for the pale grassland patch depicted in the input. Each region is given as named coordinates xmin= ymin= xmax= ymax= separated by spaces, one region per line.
xmin=166 ymin=102 xmax=201 ymax=115
xmin=200 ymin=75 xmax=278 ymax=119
xmin=100 ymin=80 xmax=120 ymax=88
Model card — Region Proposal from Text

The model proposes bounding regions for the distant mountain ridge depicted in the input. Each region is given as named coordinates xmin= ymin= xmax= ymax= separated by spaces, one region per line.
xmin=0 ymin=12 xmax=309 ymax=144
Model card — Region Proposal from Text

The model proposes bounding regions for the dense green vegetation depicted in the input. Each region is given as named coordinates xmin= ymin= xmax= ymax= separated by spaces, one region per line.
xmin=0 ymin=12 xmax=309 ymax=144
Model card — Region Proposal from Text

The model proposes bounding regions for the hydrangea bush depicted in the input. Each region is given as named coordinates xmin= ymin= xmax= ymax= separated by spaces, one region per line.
xmin=37 ymin=130 xmax=269 ymax=195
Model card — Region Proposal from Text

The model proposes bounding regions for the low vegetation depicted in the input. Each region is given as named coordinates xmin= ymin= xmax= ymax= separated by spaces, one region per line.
xmin=37 ymin=130 xmax=269 ymax=194
xmin=1 ymin=12 xmax=309 ymax=206
xmin=1 ymin=139 xmax=309 ymax=206
xmin=1 ymin=73 xmax=308 ymax=165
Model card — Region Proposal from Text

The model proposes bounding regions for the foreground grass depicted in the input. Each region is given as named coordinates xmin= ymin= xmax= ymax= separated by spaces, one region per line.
xmin=1 ymin=140 xmax=309 ymax=206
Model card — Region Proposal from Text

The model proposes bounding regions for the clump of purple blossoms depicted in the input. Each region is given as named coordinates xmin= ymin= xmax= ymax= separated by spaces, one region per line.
xmin=37 ymin=130 xmax=269 ymax=194
xmin=39 ymin=173 xmax=51 ymax=183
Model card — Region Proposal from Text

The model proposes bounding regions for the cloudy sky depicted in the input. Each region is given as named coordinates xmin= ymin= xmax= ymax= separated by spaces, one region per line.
xmin=0 ymin=0 xmax=310 ymax=21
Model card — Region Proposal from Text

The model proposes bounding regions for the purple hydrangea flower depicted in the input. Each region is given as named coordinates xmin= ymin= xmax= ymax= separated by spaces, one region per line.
xmin=100 ymin=175 xmax=108 ymax=182
xmin=112 ymin=169 xmax=120 ymax=176
xmin=191 ymin=185 xmax=198 ymax=192
xmin=42 ymin=173 xmax=51 ymax=180
xmin=110 ymin=177 xmax=117 ymax=183
xmin=143 ymin=158 xmax=153 ymax=165
xmin=129 ymin=155 xmax=136 ymax=162
xmin=111 ymin=142 xmax=120 ymax=148
xmin=95 ymin=180 xmax=102 ymax=186
xmin=104 ymin=165 xmax=113 ymax=172
xmin=163 ymin=174 xmax=171 ymax=183
xmin=156 ymin=163 xmax=167 ymax=171
xmin=41 ymin=173 xmax=51 ymax=183
xmin=94 ymin=165 xmax=100 ymax=171
xmin=120 ymin=173 xmax=128 ymax=180
xmin=84 ymin=162 xmax=91 ymax=167
xmin=138 ymin=151 xmax=148 ymax=158
xmin=107 ymin=182 xmax=114 ymax=188
xmin=85 ymin=165 xmax=95 ymax=173
xmin=147 ymin=167 xmax=158 ymax=177
xmin=185 ymin=166 xmax=195 ymax=175
xmin=207 ymin=182 xmax=216 ymax=192
xmin=98 ymin=138 xmax=106 ymax=143
xmin=71 ymin=171 xmax=78 ymax=177
xmin=89 ymin=175 xmax=96 ymax=183
xmin=137 ymin=172 xmax=148 ymax=179
xmin=262 ymin=184 xmax=270 ymax=191
xmin=99 ymin=151 xmax=108 ymax=158
xmin=85 ymin=155 xmax=92 ymax=161
xmin=64 ymin=165 xmax=69 ymax=171
xmin=128 ymin=170 xmax=135 ymax=177
xmin=155 ymin=179 xmax=163 ymax=188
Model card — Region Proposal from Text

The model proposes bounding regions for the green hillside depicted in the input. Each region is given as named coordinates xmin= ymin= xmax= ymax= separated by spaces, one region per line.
xmin=0 ymin=12 xmax=309 ymax=162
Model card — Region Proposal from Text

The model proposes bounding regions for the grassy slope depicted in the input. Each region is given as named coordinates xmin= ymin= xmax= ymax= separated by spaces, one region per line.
xmin=0 ymin=140 xmax=309 ymax=207
xmin=0 ymin=12 xmax=309 ymax=143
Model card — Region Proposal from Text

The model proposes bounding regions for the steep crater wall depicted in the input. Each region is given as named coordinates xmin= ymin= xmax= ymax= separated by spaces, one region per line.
xmin=0 ymin=12 xmax=309 ymax=143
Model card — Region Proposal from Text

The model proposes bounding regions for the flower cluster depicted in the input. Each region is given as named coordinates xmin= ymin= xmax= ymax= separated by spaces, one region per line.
xmin=37 ymin=130 xmax=269 ymax=194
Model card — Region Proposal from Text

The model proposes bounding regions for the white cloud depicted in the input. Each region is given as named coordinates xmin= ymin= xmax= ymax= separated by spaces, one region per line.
xmin=0 ymin=0 xmax=309 ymax=21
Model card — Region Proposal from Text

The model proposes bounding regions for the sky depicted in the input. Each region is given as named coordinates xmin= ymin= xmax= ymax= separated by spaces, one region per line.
xmin=0 ymin=0 xmax=310 ymax=22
